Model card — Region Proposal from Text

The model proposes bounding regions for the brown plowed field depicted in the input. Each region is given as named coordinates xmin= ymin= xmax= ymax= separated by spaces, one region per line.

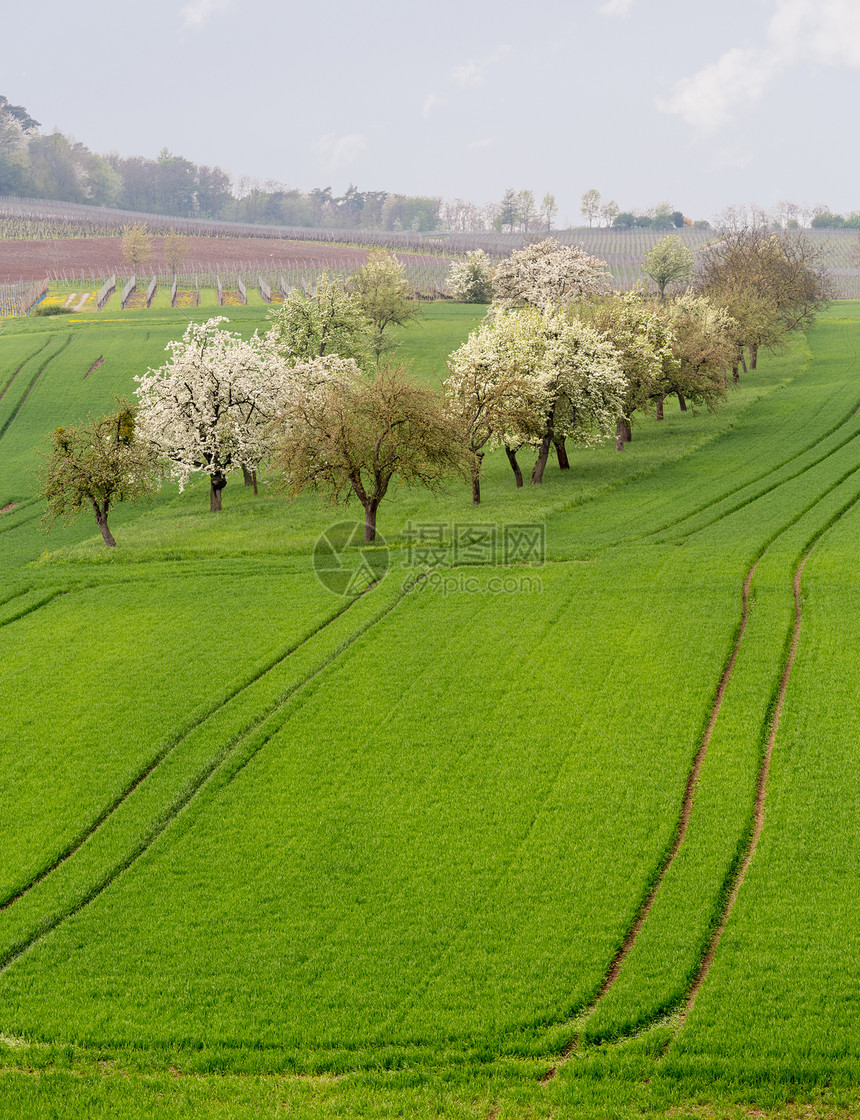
xmin=0 ymin=236 xmax=447 ymax=282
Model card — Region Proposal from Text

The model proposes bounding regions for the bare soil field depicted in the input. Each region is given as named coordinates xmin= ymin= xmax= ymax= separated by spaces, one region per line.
xmin=0 ymin=236 xmax=447 ymax=282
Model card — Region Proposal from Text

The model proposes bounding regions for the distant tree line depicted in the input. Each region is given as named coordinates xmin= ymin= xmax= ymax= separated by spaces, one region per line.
xmin=0 ymin=95 xmax=443 ymax=231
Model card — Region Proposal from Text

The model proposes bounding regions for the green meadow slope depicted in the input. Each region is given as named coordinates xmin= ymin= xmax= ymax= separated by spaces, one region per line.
xmin=0 ymin=302 xmax=858 ymax=1117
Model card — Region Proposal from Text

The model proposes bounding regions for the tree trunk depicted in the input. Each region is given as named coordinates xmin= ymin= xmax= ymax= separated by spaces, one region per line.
xmin=677 ymin=390 xmax=687 ymax=412
xmin=750 ymin=345 xmax=758 ymax=370
xmin=655 ymin=395 xmax=665 ymax=421
xmin=505 ymin=444 xmax=523 ymax=488
xmin=364 ymin=499 xmax=380 ymax=542
xmin=210 ymin=472 xmax=227 ymax=512
xmin=732 ymin=363 xmax=739 ymax=383
xmin=470 ymin=452 xmax=484 ymax=505
xmin=92 ymin=501 xmax=116 ymax=547
xmin=531 ymin=433 xmax=552 ymax=484
xmin=553 ymin=436 xmax=570 ymax=469
xmin=615 ymin=417 xmax=631 ymax=450
xmin=242 ymin=465 xmax=258 ymax=494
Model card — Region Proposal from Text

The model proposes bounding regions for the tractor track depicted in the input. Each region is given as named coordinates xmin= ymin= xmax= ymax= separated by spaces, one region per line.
xmin=0 ymin=340 xmax=50 ymax=404
xmin=0 ymin=578 xmax=387 ymax=914
xmin=541 ymin=464 xmax=860 ymax=1081
xmin=0 ymin=575 xmax=412 ymax=979
xmin=0 ymin=335 xmax=72 ymax=443
xmin=673 ymin=484 xmax=860 ymax=1029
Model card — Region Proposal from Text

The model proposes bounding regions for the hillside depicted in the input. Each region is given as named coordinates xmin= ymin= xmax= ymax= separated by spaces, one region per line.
xmin=0 ymin=302 xmax=859 ymax=1118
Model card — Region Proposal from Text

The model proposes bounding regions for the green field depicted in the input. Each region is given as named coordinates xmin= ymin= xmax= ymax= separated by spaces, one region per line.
xmin=0 ymin=301 xmax=859 ymax=1118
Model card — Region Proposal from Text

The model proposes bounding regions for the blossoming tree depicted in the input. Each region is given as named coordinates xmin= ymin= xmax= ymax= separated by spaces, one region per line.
xmin=134 ymin=318 xmax=288 ymax=511
xmin=491 ymin=238 xmax=609 ymax=311
xmin=446 ymin=307 xmax=628 ymax=491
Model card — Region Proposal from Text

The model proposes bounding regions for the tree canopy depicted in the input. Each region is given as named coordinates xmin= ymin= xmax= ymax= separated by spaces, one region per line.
xmin=40 ymin=403 xmax=159 ymax=546
xmin=272 ymin=363 xmax=465 ymax=542
xmin=134 ymin=318 xmax=287 ymax=511
xmin=491 ymin=238 xmax=610 ymax=311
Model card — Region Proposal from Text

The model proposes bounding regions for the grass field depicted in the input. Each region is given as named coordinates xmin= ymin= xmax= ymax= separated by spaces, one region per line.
xmin=0 ymin=301 xmax=859 ymax=1117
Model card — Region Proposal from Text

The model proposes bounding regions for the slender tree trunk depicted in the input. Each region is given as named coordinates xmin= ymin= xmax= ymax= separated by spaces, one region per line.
xmin=655 ymin=395 xmax=665 ymax=421
xmin=615 ymin=417 xmax=631 ymax=450
xmin=210 ymin=472 xmax=227 ymax=512
xmin=363 ymin=498 xmax=381 ymax=543
xmin=531 ymin=433 xmax=552 ymax=484
xmin=750 ymin=345 xmax=758 ymax=370
xmin=92 ymin=500 xmax=116 ymax=547
xmin=242 ymin=465 xmax=258 ymax=494
xmin=505 ymin=443 xmax=523 ymax=488
xmin=742 ymin=351 xmax=749 ymax=374
xmin=732 ymin=364 xmax=739 ymax=383
xmin=469 ymin=451 xmax=485 ymax=505
xmin=677 ymin=390 xmax=687 ymax=412
xmin=553 ymin=436 xmax=570 ymax=469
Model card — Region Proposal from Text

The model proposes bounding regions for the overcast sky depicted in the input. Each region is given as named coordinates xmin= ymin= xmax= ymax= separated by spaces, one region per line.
xmin=4 ymin=0 xmax=859 ymax=224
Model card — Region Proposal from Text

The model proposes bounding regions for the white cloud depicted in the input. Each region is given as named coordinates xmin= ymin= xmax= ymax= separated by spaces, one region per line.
xmin=452 ymin=45 xmax=511 ymax=88
xmin=180 ymin=0 xmax=233 ymax=28
xmin=656 ymin=46 xmax=780 ymax=131
xmin=422 ymin=93 xmax=446 ymax=119
xmin=311 ymin=132 xmax=367 ymax=171
xmin=468 ymin=137 xmax=495 ymax=150
xmin=598 ymin=0 xmax=636 ymax=15
xmin=658 ymin=0 xmax=860 ymax=131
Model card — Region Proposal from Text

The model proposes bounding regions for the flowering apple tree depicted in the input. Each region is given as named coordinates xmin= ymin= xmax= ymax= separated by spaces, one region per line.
xmin=446 ymin=307 xmax=627 ymax=490
xmin=492 ymin=238 xmax=610 ymax=311
xmin=134 ymin=317 xmax=289 ymax=512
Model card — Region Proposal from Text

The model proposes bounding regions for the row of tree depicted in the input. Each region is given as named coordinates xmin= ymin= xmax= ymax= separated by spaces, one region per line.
xmin=41 ymin=225 xmax=831 ymax=550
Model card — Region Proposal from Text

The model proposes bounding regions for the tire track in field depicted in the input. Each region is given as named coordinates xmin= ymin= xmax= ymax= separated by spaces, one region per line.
xmin=632 ymin=325 xmax=858 ymax=545
xmin=541 ymin=464 xmax=860 ymax=1080
xmin=0 ymin=575 xmax=414 ymax=980
xmin=662 ymin=422 xmax=860 ymax=544
xmin=0 ymin=340 xmax=50 ymax=404
xmin=0 ymin=577 xmax=387 ymax=914
xmin=673 ymin=485 xmax=860 ymax=1029
xmin=0 ymin=589 xmax=69 ymax=631
xmin=0 ymin=335 xmax=72 ymax=443
xmin=539 ymin=562 xmax=758 ymax=1083
xmin=0 ymin=508 xmax=42 ymax=537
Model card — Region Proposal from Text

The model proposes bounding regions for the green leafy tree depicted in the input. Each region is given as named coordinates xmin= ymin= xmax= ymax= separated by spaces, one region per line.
xmin=580 ymin=188 xmax=602 ymax=227
xmin=540 ymin=193 xmax=558 ymax=232
xmin=347 ymin=250 xmax=418 ymax=365
xmin=272 ymin=363 xmax=464 ymax=542
xmin=664 ymin=293 xmax=737 ymax=413
xmin=577 ymin=292 xmax=680 ymax=447
xmin=642 ymin=234 xmax=695 ymax=301
xmin=40 ymin=404 xmax=159 ymax=547
xmin=269 ymin=272 xmax=372 ymax=367
xmin=497 ymin=188 xmax=519 ymax=232
xmin=122 ymin=222 xmax=153 ymax=272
